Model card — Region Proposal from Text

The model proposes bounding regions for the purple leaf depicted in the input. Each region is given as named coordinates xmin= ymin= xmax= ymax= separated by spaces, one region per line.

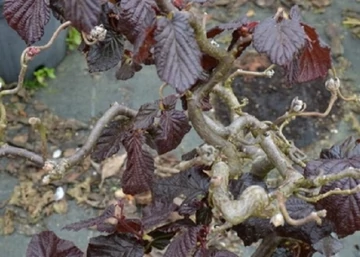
xmin=122 ymin=130 xmax=155 ymax=195
xmin=87 ymin=234 xmax=144 ymax=257
xmin=116 ymin=57 xmax=143 ymax=80
xmin=154 ymin=12 xmax=203 ymax=93
xmin=156 ymin=217 xmax=196 ymax=233
xmin=159 ymin=94 xmax=179 ymax=111
xmin=63 ymin=0 xmax=101 ymax=33
xmin=83 ymin=29 xmax=124 ymax=73
xmin=118 ymin=0 xmax=157 ymax=44
xmin=50 ymin=0 xmax=66 ymax=22
xmin=232 ymin=218 xmax=274 ymax=246
xmin=289 ymin=5 xmax=302 ymax=22
xmin=79 ymin=5 xmax=124 ymax=73
xmin=157 ymin=218 xmax=197 ymax=234
xmin=147 ymin=230 xmax=176 ymax=250
xmin=285 ymin=24 xmax=331 ymax=83
xmin=253 ymin=15 xmax=306 ymax=66
xmin=3 ymin=0 xmax=50 ymax=45
xmin=178 ymin=199 xmax=203 ymax=216
xmin=115 ymin=0 xmax=157 ymax=64
xmin=63 ymin=204 xmax=115 ymax=232
xmin=305 ymin=138 xmax=360 ymax=238
xmin=320 ymin=136 xmax=360 ymax=159
xmin=91 ymin=119 xmax=132 ymax=162
xmin=133 ymin=25 xmax=157 ymax=64
xmin=116 ymin=218 xmax=143 ymax=235
xmin=232 ymin=197 xmax=333 ymax=246
xmin=152 ymin=167 xmax=210 ymax=204
xmin=133 ymin=102 xmax=160 ymax=130
xmin=275 ymin=197 xmax=334 ymax=244
xmin=26 ymin=231 xmax=83 ymax=257
xmin=142 ymin=200 xmax=178 ymax=230
xmin=195 ymin=205 xmax=213 ymax=225
xmin=154 ymin=110 xmax=191 ymax=154
xmin=194 ymin=248 xmax=238 ymax=257
xmin=164 ymin=226 xmax=201 ymax=257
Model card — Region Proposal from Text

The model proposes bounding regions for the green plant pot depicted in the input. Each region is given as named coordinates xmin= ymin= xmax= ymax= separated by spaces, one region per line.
xmin=0 ymin=1 xmax=67 ymax=83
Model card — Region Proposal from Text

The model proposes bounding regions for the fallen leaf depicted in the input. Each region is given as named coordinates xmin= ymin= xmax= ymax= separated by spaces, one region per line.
xmin=99 ymin=153 xmax=127 ymax=188
xmin=2 ymin=209 xmax=15 ymax=235
xmin=311 ymin=0 xmax=331 ymax=8
xmin=67 ymin=177 xmax=92 ymax=203
xmin=53 ymin=199 xmax=68 ymax=214
xmin=63 ymin=148 xmax=77 ymax=157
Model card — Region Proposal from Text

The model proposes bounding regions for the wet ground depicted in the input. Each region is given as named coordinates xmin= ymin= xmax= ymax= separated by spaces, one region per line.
xmin=1 ymin=1 xmax=360 ymax=256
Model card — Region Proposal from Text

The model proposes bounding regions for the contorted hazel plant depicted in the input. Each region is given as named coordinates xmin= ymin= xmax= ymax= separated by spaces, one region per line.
xmin=1 ymin=0 xmax=360 ymax=256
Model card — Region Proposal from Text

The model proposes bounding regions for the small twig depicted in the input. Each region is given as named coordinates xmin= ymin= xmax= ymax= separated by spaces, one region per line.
xmin=81 ymin=31 xmax=98 ymax=45
xmin=275 ymin=78 xmax=342 ymax=126
xmin=296 ymin=184 xmax=360 ymax=203
xmin=155 ymin=156 xmax=204 ymax=175
xmin=311 ymin=167 xmax=360 ymax=187
xmin=0 ymin=144 xmax=44 ymax=166
xmin=202 ymin=12 xmax=208 ymax=34
xmin=156 ymin=144 xmax=218 ymax=176
xmin=337 ymin=88 xmax=359 ymax=102
xmin=0 ymin=21 xmax=71 ymax=97
xmin=297 ymin=92 xmax=337 ymax=118
xmin=29 ymin=117 xmax=48 ymax=160
xmin=159 ymin=82 xmax=167 ymax=100
xmin=227 ymin=66 xmax=275 ymax=82
xmin=0 ymin=100 xmax=6 ymax=140
xmin=275 ymin=92 xmax=337 ymax=126
xmin=66 ymin=103 xmax=136 ymax=168
xmin=276 ymin=192 xmax=327 ymax=226
xmin=288 ymin=147 xmax=307 ymax=168
xmin=211 ymin=221 xmax=233 ymax=234
xmin=36 ymin=21 xmax=72 ymax=51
